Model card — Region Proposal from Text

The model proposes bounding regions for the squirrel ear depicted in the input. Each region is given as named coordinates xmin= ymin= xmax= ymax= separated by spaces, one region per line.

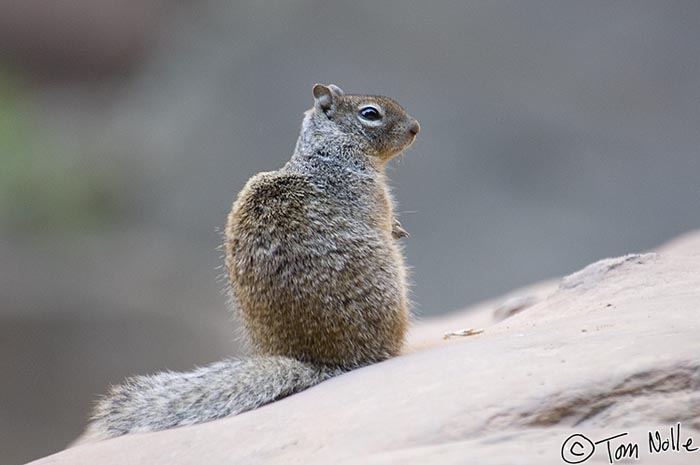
xmin=312 ymin=83 xmax=342 ymax=114
xmin=328 ymin=84 xmax=344 ymax=96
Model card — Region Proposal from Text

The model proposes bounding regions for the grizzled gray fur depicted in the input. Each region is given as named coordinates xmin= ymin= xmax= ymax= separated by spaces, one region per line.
xmin=84 ymin=84 xmax=419 ymax=441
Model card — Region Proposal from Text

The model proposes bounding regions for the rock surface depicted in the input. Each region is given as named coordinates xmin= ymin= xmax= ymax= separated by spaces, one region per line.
xmin=28 ymin=231 xmax=700 ymax=464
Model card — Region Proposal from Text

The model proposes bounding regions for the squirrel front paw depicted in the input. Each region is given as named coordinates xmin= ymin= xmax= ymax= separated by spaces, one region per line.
xmin=391 ymin=219 xmax=409 ymax=239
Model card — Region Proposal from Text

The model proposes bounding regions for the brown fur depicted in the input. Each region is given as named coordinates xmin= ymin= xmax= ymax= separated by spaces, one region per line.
xmin=83 ymin=84 xmax=419 ymax=440
xmin=225 ymin=84 xmax=418 ymax=368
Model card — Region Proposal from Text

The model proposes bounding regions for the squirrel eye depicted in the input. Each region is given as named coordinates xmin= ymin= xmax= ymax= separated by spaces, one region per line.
xmin=359 ymin=106 xmax=382 ymax=122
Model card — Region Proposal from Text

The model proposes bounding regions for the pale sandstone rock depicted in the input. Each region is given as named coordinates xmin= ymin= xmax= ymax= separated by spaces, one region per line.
xmin=28 ymin=231 xmax=700 ymax=465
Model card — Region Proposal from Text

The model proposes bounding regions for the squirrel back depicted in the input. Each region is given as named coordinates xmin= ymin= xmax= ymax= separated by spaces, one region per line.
xmin=84 ymin=84 xmax=419 ymax=440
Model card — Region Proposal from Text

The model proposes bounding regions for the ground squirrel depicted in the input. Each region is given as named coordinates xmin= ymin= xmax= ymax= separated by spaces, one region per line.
xmin=84 ymin=84 xmax=420 ymax=440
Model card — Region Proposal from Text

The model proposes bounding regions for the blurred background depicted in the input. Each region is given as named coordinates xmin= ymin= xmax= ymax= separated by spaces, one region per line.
xmin=1 ymin=1 xmax=699 ymax=463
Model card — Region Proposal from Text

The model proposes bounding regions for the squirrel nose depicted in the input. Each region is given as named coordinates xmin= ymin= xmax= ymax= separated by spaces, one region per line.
xmin=408 ymin=119 xmax=420 ymax=136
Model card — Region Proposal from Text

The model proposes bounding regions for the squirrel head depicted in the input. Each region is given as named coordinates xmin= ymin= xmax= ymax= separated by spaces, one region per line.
xmin=308 ymin=83 xmax=420 ymax=164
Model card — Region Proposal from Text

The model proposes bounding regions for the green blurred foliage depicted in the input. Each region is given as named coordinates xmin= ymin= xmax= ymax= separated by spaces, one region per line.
xmin=0 ymin=71 xmax=121 ymax=236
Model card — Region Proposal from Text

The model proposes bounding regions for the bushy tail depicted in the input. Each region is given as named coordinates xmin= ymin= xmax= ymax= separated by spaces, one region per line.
xmin=84 ymin=356 xmax=340 ymax=441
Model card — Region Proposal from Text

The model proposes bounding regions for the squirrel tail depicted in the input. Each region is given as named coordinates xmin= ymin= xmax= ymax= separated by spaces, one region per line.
xmin=83 ymin=356 xmax=341 ymax=441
